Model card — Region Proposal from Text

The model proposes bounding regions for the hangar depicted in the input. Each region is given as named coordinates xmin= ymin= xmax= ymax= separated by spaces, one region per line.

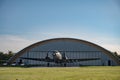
xmin=8 ymin=38 xmax=120 ymax=66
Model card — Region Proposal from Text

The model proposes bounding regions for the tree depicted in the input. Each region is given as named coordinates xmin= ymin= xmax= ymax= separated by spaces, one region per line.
xmin=113 ymin=52 xmax=120 ymax=60
xmin=0 ymin=51 xmax=14 ymax=65
xmin=114 ymin=52 xmax=118 ymax=56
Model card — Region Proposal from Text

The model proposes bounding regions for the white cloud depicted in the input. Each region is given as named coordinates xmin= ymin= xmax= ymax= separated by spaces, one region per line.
xmin=0 ymin=35 xmax=35 ymax=53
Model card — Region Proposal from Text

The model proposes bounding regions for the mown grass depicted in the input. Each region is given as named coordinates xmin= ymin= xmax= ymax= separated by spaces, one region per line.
xmin=0 ymin=66 xmax=120 ymax=80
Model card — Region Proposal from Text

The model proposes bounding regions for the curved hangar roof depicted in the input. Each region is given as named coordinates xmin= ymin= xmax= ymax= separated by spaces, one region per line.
xmin=8 ymin=38 xmax=120 ymax=65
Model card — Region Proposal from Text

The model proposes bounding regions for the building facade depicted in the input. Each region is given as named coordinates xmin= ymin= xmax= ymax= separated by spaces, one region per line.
xmin=8 ymin=38 xmax=120 ymax=66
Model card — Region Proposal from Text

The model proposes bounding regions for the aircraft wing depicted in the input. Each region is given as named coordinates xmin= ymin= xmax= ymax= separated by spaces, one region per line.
xmin=67 ymin=58 xmax=100 ymax=63
xmin=20 ymin=57 xmax=54 ymax=62
xmin=20 ymin=57 xmax=100 ymax=63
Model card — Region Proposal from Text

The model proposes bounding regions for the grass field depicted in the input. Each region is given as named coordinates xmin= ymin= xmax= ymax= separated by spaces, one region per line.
xmin=0 ymin=66 xmax=120 ymax=80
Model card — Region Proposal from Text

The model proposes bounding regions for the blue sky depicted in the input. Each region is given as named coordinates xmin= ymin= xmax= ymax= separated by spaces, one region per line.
xmin=0 ymin=0 xmax=120 ymax=54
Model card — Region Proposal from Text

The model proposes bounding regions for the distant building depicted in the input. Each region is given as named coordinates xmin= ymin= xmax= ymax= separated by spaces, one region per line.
xmin=8 ymin=38 xmax=120 ymax=66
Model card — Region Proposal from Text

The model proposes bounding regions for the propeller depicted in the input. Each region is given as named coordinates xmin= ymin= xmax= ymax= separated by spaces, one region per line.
xmin=45 ymin=52 xmax=50 ymax=60
xmin=62 ymin=52 xmax=68 ymax=61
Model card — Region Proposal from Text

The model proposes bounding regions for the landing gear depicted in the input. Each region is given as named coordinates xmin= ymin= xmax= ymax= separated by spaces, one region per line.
xmin=64 ymin=63 xmax=66 ymax=67
xmin=47 ymin=63 xmax=50 ymax=67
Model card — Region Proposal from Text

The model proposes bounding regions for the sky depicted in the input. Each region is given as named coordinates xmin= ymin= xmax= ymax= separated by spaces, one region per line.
xmin=0 ymin=0 xmax=120 ymax=54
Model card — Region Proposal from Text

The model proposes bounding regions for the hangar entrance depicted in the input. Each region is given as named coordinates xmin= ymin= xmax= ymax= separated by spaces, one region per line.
xmin=108 ymin=60 xmax=111 ymax=66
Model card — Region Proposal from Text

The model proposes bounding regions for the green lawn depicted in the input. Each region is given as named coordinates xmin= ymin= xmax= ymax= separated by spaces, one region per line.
xmin=0 ymin=66 xmax=120 ymax=80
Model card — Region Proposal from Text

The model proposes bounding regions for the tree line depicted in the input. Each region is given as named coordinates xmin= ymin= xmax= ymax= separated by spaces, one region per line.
xmin=0 ymin=51 xmax=14 ymax=65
